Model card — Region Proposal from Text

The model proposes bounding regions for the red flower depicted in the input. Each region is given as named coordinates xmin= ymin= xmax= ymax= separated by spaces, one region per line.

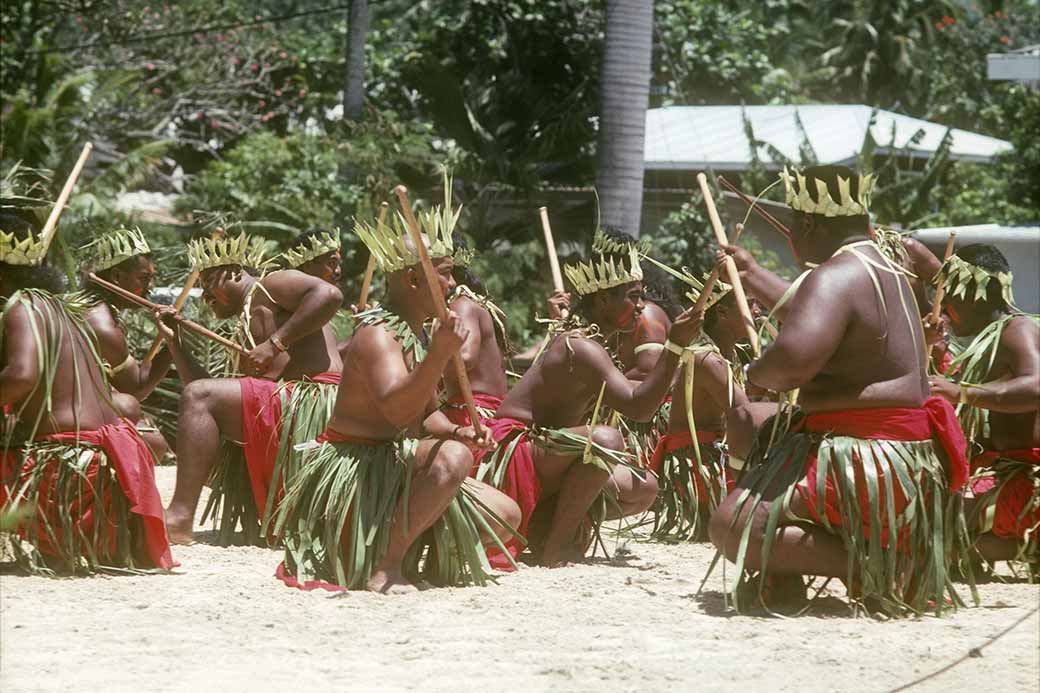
xmin=298 ymin=89 xmax=306 ymax=97
xmin=151 ymin=87 xmax=161 ymax=96
xmin=251 ymin=63 xmax=259 ymax=72
xmin=274 ymin=89 xmax=282 ymax=97
xmin=934 ymin=21 xmax=944 ymax=30
xmin=999 ymin=36 xmax=1010 ymax=44
xmin=279 ymin=51 xmax=288 ymax=59
xmin=145 ymin=62 xmax=155 ymax=71
xmin=942 ymin=15 xmax=955 ymax=25
xmin=258 ymin=99 xmax=266 ymax=108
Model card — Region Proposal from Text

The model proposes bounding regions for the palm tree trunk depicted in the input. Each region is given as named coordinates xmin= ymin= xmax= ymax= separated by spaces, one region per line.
xmin=343 ymin=0 xmax=370 ymax=121
xmin=595 ymin=0 xmax=654 ymax=237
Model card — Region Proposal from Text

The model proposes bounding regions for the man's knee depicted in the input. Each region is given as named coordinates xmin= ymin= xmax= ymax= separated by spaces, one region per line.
xmin=430 ymin=440 xmax=472 ymax=486
xmin=625 ymin=470 xmax=659 ymax=514
xmin=709 ymin=493 xmax=745 ymax=560
xmin=180 ymin=379 xmax=216 ymax=413
xmin=590 ymin=425 xmax=624 ymax=452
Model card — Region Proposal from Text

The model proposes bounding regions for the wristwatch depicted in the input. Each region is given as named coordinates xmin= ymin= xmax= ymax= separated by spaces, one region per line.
xmin=269 ymin=333 xmax=289 ymax=353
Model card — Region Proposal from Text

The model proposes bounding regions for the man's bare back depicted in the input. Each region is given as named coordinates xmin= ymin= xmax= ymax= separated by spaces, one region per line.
xmin=752 ymin=245 xmax=927 ymax=412
xmin=444 ymin=293 xmax=507 ymax=399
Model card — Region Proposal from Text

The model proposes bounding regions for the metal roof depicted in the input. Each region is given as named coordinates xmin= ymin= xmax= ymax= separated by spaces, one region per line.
xmin=645 ymin=105 xmax=1012 ymax=171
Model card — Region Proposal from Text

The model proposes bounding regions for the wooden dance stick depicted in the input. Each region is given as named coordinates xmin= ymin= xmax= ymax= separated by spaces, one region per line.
xmin=141 ymin=269 xmax=199 ymax=365
xmin=929 ymin=231 xmax=957 ymax=322
xmin=88 ymin=273 xmax=248 ymax=355
xmin=357 ymin=201 xmax=389 ymax=308
xmin=392 ymin=186 xmax=484 ymax=437
xmin=696 ymin=173 xmax=760 ymax=355
xmin=717 ymin=175 xmax=793 ymax=239
xmin=38 ymin=142 xmax=93 ymax=253
xmin=538 ymin=206 xmax=569 ymax=319
xmin=692 ymin=223 xmax=745 ymax=314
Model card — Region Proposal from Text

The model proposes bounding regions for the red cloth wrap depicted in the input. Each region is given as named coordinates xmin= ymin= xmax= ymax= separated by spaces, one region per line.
xmin=472 ymin=416 xmax=541 ymax=570
xmin=648 ymin=429 xmax=733 ymax=504
xmin=970 ymin=448 xmax=1040 ymax=540
xmin=240 ymin=372 xmax=341 ymax=517
xmin=33 ymin=421 xmax=174 ymax=570
xmin=796 ymin=398 xmax=969 ymax=546
xmin=443 ymin=392 xmax=503 ymax=429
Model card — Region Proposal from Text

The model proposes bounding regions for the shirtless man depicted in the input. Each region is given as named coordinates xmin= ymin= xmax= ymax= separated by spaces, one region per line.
xmin=477 ymin=244 xmax=703 ymax=567
xmin=1 ymin=219 xmax=173 ymax=573
xmin=650 ymin=281 xmax=751 ymax=540
xmin=272 ymin=215 xmax=519 ymax=593
xmin=927 ymin=244 xmax=1040 ymax=565
xmin=442 ymin=238 xmax=509 ymax=431
xmin=708 ymin=165 xmax=968 ymax=615
xmin=161 ymin=233 xmax=344 ymax=544
xmin=81 ymin=227 xmax=172 ymax=460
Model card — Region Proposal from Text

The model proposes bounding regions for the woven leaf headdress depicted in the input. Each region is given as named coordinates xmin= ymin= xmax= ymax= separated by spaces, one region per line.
xmin=0 ymin=230 xmax=48 ymax=266
xmin=563 ymin=247 xmax=644 ymax=296
xmin=354 ymin=170 xmax=471 ymax=272
xmin=780 ymin=166 xmax=876 ymax=217
xmin=187 ymin=232 xmax=269 ymax=273
xmin=935 ymin=254 xmax=1015 ymax=306
xmin=282 ymin=230 xmax=341 ymax=269
xmin=684 ymin=271 xmax=732 ymax=311
xmin=86 ymin=226 xmax=152 ymax=272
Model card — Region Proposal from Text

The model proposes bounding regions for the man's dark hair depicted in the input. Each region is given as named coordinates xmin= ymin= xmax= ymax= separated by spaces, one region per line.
xmin=641 ymin=263 xmax=682 ymax=320
xmin=450 ymin=233 xmax=487 ymax=295
xmin=955 ymin=243 xmax=1011 ymax=309
xmin=797 ymin=165 xmax=870 ymax=236
xmin=704 ymin=291 xmax=736 ymax=332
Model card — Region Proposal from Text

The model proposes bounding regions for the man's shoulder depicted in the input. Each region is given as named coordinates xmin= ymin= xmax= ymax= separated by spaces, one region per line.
xmin=999 ymin=314 xmax=1040 ymax=352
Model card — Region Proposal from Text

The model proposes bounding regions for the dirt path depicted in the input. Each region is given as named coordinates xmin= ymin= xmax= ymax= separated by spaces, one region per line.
xmin=1 ymin=467 xmax=1037 ymax=692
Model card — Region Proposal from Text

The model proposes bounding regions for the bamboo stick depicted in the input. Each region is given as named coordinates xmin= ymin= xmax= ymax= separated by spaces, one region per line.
xmin=357 ymin=202 xmax=389 ymax=308
xmin=88 ymin=273 xmax=248 ymax=355
xmin=392 ymin=186 xmax=484 ymax=437
xmin=38 ymin=143 xmax=93 ymax=255
xmin=141 ymin=271 xmax=198 ymax=365
xmin=696 ymin=173 xmax=760 ymax=355
xmin=538 ymin=206 xmax=569 ymax=319
xmin=717 ymin=175 xmax=793 ymax=239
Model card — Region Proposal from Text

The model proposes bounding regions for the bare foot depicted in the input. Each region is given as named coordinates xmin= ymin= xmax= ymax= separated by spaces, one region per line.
xmin=164 ymin=505 xmax=195 ymax=545
xmin=366 ymin=569 xmax=419 ymax=595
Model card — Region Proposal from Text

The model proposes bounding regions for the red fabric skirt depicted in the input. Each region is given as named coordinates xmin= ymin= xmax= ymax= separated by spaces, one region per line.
xmin=239 ymin=372 xmax=341 ymax=518
xmin=795 ymin=398 xmax=968 ymax=547
xmin=472 ymin=416 xmax=541 ymax=570
xmin=443 ymin=393 xmax=503 ymax=430
xmin=4 ymin=421 xmax=175 ymax=570
xmin=648 ymin=429 xmax=732 ymax=503
xmin=970 ymin=448 xmax=1040 ymax=540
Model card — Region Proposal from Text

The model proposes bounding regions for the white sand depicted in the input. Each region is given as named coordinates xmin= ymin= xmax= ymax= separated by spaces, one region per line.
xmin=1 ymin=466 xmax=1037 ymax=692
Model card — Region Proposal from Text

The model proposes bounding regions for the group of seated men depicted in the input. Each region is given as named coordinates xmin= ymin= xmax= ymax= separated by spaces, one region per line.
xmin=1 ymin=164 xmax=1036 ymax=613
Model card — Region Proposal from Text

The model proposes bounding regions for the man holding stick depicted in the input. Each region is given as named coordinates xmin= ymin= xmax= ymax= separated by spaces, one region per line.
xmin=708 ymin=165 xmax=969 ymax=615
xmin=927 ymin=244 xmax=1040 ymax=568
xmin=159 ymin=233 xmax=344 ymax=545
xmin=272 ymin=198 xmax=519 ymax=593
xmin=1 ymin=214 xmax=174 ymax=575
xmin=80 ymin=226 xmax=172 ymax=460
xmin=474 ymin=243 xmax=703 ymax=568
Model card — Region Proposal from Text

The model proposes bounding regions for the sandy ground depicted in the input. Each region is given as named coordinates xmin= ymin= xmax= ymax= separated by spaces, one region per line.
xmin=1 ymin=466 xmax=1037 ymax=692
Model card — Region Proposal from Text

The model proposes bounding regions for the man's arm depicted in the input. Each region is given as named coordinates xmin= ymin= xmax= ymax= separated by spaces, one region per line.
xmin=571 ymin=338 xmax=680 ymax=422
xmin=88 ymin=309 xmax=172 ymax=400
xmin=152 ymin=310 xmax=210 ymax=384
xmin=696 ymin=351 xmax=751 ymax=413
xmin=720 ymin=244 xmax=793 ymax=318
xmin=943 ymin=317 xmax=1040 ymax=413
xmin=356 ymin=312 xmax=466 ymax=428
xmin=747 ymin=267 xmax=850 ymax=392
xmin=257 ymin=270 xmax=343 ymax=346
xmin=0 ymin=302 xmax=40 ymax=405
xmin=625 ymin=311 xmax=669 ymax=381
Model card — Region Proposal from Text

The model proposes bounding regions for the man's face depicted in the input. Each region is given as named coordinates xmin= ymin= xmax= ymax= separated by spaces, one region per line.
xmin=301 ymin=250 xmax=342 ymax=285
xmin=408 ymin=256 xmax=456 ymax=318
xmin=111 ymin=255 xmax=156 ymax=301
xmin=943 ymin=295 xmax=981 ymax=337
xmin=200 ymin=267 xmax=242 ymax=319
xmin=602 ymin=281 xmax=645 ymax=333
xmin=716 ymin=294 xmax=746 ymax=340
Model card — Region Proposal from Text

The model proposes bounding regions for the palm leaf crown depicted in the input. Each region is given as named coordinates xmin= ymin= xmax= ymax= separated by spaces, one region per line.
xmin=282 ymin=230 xmax=341 ymax=269
xmin=935 ymin=254 xmax=1015 ymax=307
xmin=85 ymin=226 xmax=151 ymax=272
xmin=780 ymin=166 xmax=876 ymax=217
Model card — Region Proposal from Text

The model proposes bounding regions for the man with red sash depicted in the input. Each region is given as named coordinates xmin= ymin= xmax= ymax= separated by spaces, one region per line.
xmin=441 ymin=236 xmax=510 ymax=434
xmin=158 ymin=233 xmax=344 ymax=544
xmin=474 ymin=240 xmax=703 ymax=569
xmin=271 ymin=199 xmax=519 ymax=593
xmin=928 ymin=244 xmax=1040 ymax=566
xmin=649 ymin=281 xmax=752 ymax=541
xmin=1 ymin=215 xmax=173 ymax=574
xmin=709 ymin=165 xmax=968 ymax=615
